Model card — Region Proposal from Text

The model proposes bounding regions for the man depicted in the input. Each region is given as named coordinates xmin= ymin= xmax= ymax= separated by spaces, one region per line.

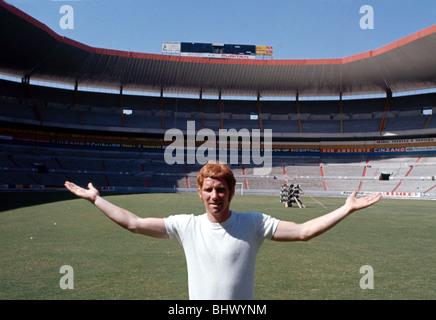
xmin=64 ymin=161 xmax=381 ymax=300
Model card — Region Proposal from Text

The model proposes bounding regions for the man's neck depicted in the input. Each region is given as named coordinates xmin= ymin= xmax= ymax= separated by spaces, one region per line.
xmin=206 ymin=210 xmax=232 ymax=223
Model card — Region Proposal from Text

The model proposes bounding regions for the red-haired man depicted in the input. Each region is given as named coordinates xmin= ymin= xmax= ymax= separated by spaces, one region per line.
xmin=65 ymin=161 xmax=381 ymax=300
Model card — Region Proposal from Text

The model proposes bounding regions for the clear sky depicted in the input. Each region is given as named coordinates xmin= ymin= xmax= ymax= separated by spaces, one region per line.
xmin=4 ymin=0 xmax=436 ymax=59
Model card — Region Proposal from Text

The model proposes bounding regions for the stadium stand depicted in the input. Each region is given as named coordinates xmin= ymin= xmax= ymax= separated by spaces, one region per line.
xmin=1 ymin=2 xmax=436 ymax=198
xmin=1 ymin=78 xmax=436 ymax=198
xmin=2 ymin=79 xmax=436 ymax=133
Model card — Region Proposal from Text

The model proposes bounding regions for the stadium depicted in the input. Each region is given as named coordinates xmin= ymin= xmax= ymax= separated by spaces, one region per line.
xmin=0 ymin=1 xmax=435 ymax=301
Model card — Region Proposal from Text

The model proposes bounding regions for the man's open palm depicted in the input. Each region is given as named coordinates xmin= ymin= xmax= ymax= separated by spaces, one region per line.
xmin=65 ymin=181 xmax=99 ymax=203
xmin=346 ymin=191 xmax=381 ymax=213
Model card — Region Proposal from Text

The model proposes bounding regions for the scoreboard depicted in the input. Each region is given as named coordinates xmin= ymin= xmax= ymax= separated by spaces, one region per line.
xmin=162 ymin=42 xmax=273 ymax=59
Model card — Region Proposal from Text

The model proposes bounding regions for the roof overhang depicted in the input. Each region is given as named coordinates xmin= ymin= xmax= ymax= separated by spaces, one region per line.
xmin=1 ymin=1 xmax=436 ymax=98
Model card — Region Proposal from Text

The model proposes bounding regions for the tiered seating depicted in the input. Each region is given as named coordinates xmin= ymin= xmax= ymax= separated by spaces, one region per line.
xmin=1 ymin=142 xmax=436 ymax=196
xmin=2 ymin=79 xmax=435 ymax=134
xmin=1 ymin=79 xmax=436 ymax=197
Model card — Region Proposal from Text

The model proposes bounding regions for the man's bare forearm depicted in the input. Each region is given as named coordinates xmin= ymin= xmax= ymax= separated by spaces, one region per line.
xmin=93 ymin=195 xmax=139 ymax=231
xmin=65 ymin=181 xmax=168 ymax=238
xmin=299 ymin=204 xmax=350 ymax=241
xmin=272 ymin=191 xmax=381 ymax=242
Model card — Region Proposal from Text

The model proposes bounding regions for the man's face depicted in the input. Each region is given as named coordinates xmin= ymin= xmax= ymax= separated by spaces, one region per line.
xmin=198 ymin=177 xmax=234 ymax=222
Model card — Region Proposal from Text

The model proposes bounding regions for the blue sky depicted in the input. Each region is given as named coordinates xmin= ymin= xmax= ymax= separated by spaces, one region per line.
xmin=4 ymin=0 xmax=436 ymax=59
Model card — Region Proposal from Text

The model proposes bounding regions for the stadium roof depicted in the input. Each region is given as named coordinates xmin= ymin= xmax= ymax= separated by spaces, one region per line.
xmin=1 ymin=1 xmax=436 ymax=98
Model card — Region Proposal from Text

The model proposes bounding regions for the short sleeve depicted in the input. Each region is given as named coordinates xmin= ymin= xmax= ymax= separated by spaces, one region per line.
xmin=260 ymin=213 xmax=280 ymax=239
xmin=247 ymin=212 xmax=279 ymax=240
xmin=163 ymin=214 xmax=194 ymax=243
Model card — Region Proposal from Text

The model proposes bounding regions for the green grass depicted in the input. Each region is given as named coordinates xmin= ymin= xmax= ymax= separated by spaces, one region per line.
xmin=0 ymin=192 xmax=434 ymax=300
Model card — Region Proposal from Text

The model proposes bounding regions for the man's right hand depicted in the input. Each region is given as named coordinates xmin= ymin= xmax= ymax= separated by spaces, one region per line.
xmin=65 ymin=181 xmax=99 ymax=203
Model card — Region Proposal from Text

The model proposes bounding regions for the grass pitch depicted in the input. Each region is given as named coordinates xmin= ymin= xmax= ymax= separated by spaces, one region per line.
xmin=0 ymin=192 xmax=434 ymax=300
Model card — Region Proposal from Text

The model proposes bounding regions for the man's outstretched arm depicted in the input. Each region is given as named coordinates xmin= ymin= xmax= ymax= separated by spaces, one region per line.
xmin=272 ymin=191 xmax=381 ymax=242
xmin=64 ymin=181 xmax=168 ymax=239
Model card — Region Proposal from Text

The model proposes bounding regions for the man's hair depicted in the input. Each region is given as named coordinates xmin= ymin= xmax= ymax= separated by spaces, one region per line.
xmin=197 ymin=161 xmax=236 ymax=191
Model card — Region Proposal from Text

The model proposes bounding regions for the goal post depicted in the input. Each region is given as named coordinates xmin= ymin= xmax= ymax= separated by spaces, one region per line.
xmin=235 ymin=182 xmax=244 ymax=195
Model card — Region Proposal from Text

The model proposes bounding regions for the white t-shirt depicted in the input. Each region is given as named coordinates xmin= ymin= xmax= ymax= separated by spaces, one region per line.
xmin=164 ymin=211 xmax=279 ymax=300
